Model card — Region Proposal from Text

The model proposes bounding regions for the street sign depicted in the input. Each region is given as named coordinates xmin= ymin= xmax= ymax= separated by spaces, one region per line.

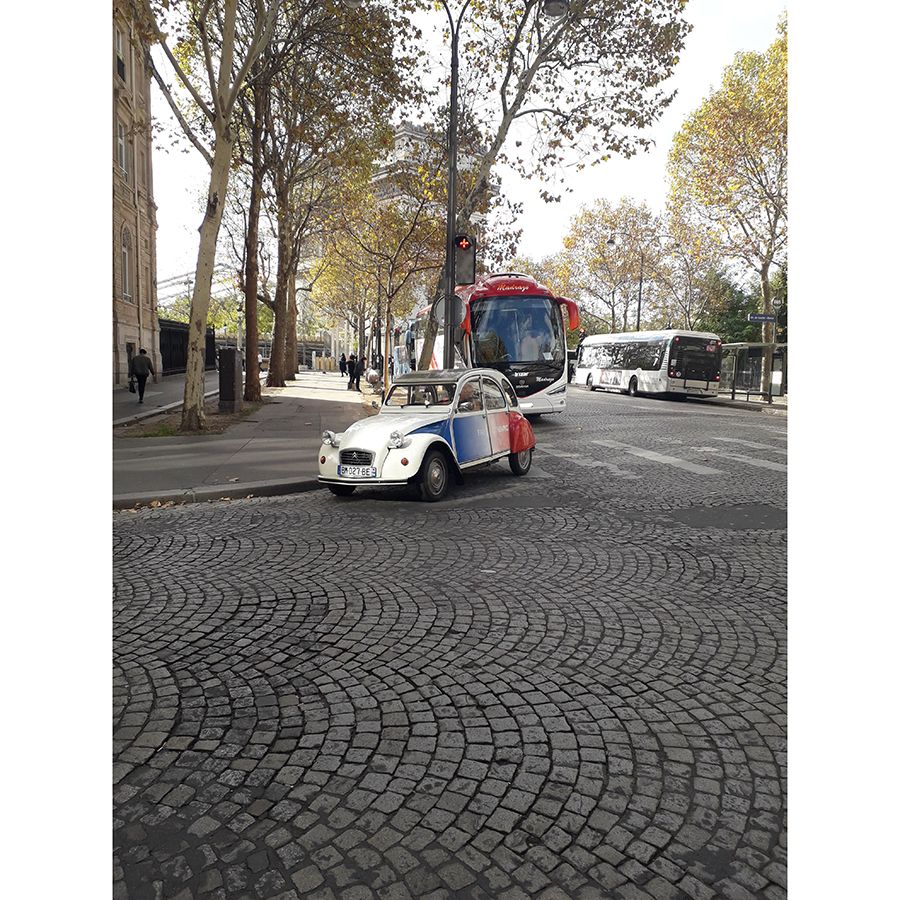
xmin=748 ymin=313 xmax=776 ymax=323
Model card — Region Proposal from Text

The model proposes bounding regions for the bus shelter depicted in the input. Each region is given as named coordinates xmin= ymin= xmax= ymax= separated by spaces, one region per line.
xmin=721 ymin=342 xmax=788 ymax=399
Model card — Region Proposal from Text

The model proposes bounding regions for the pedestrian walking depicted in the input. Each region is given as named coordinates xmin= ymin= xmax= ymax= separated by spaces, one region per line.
xmin=346 ymin=354 xmax=357 ymax=390
xmin=129 ymin=348 xmax=155 ymax=404
xmin=354 ymin=354 xmax=367 ymax=391
xmin=339 ymin=353 xmax=347 ymax=377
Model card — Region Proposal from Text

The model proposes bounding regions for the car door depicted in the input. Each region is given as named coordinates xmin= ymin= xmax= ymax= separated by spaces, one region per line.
xmin=483 ymin=377 xmax=510 ymax=456
xmin=452 ymin=376 xmax=492 ymax=464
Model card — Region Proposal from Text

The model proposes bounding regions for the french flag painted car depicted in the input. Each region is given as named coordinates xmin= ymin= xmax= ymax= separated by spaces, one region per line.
xmin=319 ymin=368 xmax=536 ymax=502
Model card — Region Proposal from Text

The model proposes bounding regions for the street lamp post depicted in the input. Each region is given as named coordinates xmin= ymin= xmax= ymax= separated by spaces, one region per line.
xmin=439 ymin=0 xmax=473 ymax=371
xmin=438 ymin=0 xmax=570 ymax=369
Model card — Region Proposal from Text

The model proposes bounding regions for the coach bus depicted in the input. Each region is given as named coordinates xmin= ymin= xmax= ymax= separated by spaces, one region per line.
xmin=459 ymin=273 xmax=580 ymax=415
xmin=411 ymin=273 xmax=580 ymax=415
xmin=574 ymin=330 xmax=723 ymax=398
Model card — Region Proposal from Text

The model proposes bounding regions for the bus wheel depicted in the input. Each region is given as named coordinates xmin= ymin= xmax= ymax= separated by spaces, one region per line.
xmin=628 ymin=377 xmax=639 ymax=397
xmin=418 ymin=449 xmax=449 ymax=502
xmin=586 ymin=375 xmax=594 ymax=391
xmin=327 ymin=484 xmax=356 ymax=497
xmin=509 ymin=447 xmax=532 ymax=476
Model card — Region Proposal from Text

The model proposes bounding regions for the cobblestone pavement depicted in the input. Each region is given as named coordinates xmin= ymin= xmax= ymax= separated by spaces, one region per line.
xmin=113 ymin=389 xmax=786 ymax=900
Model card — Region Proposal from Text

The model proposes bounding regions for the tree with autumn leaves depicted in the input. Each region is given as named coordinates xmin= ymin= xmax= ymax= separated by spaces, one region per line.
xmin=668 ymin=15 xmax=787 ymax=395
xmin=132 ymin=0 xmax=418 ymax=426
xmin=415 ymin=0 xmax=692 ymax=368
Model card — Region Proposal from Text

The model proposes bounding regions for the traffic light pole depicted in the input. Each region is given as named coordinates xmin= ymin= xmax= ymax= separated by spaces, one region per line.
xmin=440 ymin=0 xmax=472 ymax=371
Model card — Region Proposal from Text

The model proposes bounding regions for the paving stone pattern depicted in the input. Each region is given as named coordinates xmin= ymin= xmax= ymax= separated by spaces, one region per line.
xmin=113 ymin=390 xmax=786 ymax=899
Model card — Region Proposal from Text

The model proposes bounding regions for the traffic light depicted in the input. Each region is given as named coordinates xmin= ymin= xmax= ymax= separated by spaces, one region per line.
xmin=454 ymin=234 xmax=476 ymax=285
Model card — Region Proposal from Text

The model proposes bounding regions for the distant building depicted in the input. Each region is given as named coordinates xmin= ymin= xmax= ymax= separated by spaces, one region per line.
xmin=113 ymin=8 xmax=160 ymax=385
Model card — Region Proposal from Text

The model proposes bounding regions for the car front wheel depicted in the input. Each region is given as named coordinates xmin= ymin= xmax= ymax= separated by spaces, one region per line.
xmin=509 ymin=447 xmax=532 ymax=476
xmin=418 ymin=449 xmax=449 ymax=502
xmin=327 ymin=483 xmax=356 ymax=497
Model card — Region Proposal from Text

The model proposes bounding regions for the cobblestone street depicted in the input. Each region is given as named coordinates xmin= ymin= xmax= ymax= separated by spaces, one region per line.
xmin=113 ymin=389 xmax=786 ymax=900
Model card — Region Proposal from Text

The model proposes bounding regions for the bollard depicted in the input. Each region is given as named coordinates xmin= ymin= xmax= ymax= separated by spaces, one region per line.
xmin=219 ymin=348 xmax=243 ymax=413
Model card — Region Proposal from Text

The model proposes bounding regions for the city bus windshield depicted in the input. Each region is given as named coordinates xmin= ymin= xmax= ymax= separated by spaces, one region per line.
xmin=670 ymin=337 xmax=721 ymax=380
xmin=470 ymin=296 xmax=565 ymax=367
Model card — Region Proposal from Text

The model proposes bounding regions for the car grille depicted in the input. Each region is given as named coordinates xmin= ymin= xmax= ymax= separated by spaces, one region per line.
xmin=340 ymin=449 xmax=374 ymax=466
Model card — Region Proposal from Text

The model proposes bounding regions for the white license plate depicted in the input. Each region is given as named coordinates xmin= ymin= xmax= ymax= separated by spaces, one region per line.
xmin=338 ymin=465 xmax=377 ymax=478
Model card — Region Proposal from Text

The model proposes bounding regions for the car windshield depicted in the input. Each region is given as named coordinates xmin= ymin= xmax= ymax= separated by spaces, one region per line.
xmin=384 ymin=383 xmax=456 ymax=408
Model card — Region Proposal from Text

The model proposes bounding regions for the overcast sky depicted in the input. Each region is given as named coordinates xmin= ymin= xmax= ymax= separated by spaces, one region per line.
xmin=151 ymin=0 xmax=786 ymax=285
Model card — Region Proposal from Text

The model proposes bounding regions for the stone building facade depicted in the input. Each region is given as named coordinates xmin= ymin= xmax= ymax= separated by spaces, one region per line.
xmin=113 ymin=9 xmax=160 ymax=385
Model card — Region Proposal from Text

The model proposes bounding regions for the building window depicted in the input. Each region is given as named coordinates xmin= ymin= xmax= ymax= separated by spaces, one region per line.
xmin=115 ymin=26 xmax=127 ymax=82
xmin=117 ymin=122 xmax=131 ymax=183
xmin=122 ymin=229 xmax=133 ymax=303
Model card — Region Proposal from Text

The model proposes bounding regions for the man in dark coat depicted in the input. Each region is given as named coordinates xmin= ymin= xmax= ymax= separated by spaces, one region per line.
xmin=354 ymin=355 xmax=367 ymax=391
xmin=339 ymin=353 xmax=347 ymax=377
xmin=346 ymin=354 xmax=357 ymax=389
xmin=129 ymin=348 xmax=155 ymax=404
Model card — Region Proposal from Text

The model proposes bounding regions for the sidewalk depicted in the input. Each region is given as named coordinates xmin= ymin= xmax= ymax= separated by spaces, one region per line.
xmin=113 ymin=371 xmax=220 ymax=425
xmin=113 ymin=371 xmax=369 ymax=508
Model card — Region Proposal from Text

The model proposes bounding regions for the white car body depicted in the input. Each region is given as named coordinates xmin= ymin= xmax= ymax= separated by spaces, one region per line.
xmin=318 ymin=369 xmax=536 ymax=497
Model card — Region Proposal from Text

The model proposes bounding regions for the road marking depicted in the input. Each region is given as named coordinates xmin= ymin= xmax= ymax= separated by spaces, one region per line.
xmin=541 ymin=446 xmax=640 ymax=480
xmin=591 ymin=439 xmax=723 ymax=475
xmin=717 ymin=452 xmax=787 ymax=473
xmin=708 ymin=436 xmax=788 ymax=455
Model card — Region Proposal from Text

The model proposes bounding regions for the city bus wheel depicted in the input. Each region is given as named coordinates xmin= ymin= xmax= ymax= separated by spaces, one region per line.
xmin=327 ymin=484 xmax=356 ymax=497
xmin=586 ymin=375 xmax=594 ymax=392
xmin=509 ymin=447 xmax=532 ymax=476
xmin=418 ymin=449 xmax=449 ymax=502
xmin=628 ymin=377 xmax=639 ymax=397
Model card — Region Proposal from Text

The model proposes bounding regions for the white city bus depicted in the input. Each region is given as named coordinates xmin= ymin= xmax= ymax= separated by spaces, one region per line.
xmin=574 ymin=330 xmax=723 ymax=398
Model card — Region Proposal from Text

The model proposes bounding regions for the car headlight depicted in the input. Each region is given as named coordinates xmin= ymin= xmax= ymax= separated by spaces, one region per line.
xmin=322 ymin=430 xmax=339 ymax=447
xmin=387 ymin=430 xmax=405 ymax=449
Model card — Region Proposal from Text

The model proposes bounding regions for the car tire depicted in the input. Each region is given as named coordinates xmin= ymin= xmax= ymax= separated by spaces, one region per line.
xmin=586 ymin=375 xmax=594 ymax=392
xmin=418 ymin=449 xmax=449 ymax=502
xmin=628 ymin=376 xmax=638 ymax=397
xmin=327 ymin=483 xmax=356 ymax=497
xmin=509 ymin=447 xmax=532 ymax=476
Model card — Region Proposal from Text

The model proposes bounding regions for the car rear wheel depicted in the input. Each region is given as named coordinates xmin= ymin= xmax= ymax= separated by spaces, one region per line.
xmin=628 ymin=376 xmax=639 ymax=397
xmin=418 ymin=449 xmax=449 ymax=502
xmin=327 ymin=483 xmax=356 ymax=497
xmin=509 ymin=447 xmax=532 ymax=476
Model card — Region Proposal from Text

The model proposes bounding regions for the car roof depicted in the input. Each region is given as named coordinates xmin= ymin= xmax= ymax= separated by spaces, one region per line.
xmin=392 ymin=368 xmax=509 ymax=386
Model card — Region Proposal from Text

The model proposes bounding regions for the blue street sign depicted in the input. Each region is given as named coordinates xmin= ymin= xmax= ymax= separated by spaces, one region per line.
xmin=748 ymin=313 xmax=776 ymax=323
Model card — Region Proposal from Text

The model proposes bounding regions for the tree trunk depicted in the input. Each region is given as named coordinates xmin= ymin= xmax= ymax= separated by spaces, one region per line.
xmin=286 ymin=270 xmax=298 ymax=379
xmin=357 ymin=303 xmax=366 ymax=360
xmin=760 ymin=260 xmax=774 ymax=401
xmin=243 ymin=80 xmax=265 ymax=403
xmin=181 ymin=129 xmax=233 ymax=431
xmin=416 ymin=276 xmax=443 ymax=370
xmin=267 ymin=217 xmax=292 ymax=387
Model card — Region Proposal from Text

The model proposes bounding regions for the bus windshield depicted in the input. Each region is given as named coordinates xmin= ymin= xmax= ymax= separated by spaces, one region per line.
xmin=470 ymin=296 xmax=565 ymax=367
xmin=670 ymin=337 xmax=721 ymax=381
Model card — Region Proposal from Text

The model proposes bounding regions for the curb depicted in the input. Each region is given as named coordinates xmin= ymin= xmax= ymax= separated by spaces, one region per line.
xmin=113 ymin=476 xmax=322 ymax=510
xmin=704 ymin=397 xmax=787 ymax=415
xmin=113 ymin=389 xmax=220 ymax=427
